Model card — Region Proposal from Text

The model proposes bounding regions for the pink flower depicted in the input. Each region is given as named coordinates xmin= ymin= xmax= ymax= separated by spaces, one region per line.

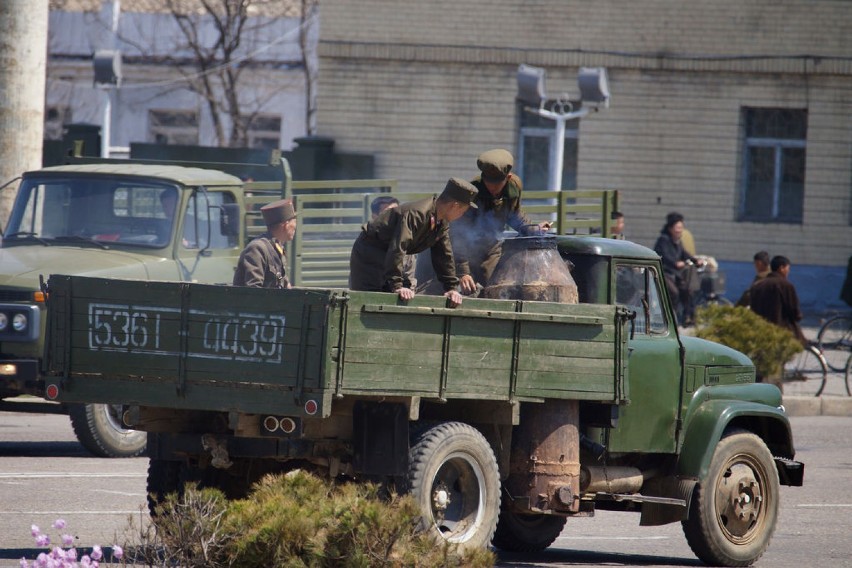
xmin=65 ymin=548 xmax=77 ymax=561
xmin=52 ymin=519 xmax=66 ymax=530
xmin=19 ymin=558 xmax=29 ymax=568
xmin=35 ymin=534 xmax=50 ymax=547
xmin=30 ymin=525 xmax=40 ymax=538
xmin=61 ymin=534 xmax=74 ymax=547
xmin=80 ymin=555 xmax=91 ymax=566
xmin=112 ymin=545 xmax=123 ymax=560
xmin=90 ymin=545 xmax=103 ymax=561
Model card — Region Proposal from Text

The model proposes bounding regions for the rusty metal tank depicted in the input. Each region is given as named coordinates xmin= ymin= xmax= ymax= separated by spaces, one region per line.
xmin=482 ymin=234 xmax=579 ymax=304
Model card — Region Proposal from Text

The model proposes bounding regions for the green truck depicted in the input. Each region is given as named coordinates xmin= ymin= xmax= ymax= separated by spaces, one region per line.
xmin=42 ymin=234 xmax=803 ymax=567
xmin=0 ymin=155 xmax=290 ymax=457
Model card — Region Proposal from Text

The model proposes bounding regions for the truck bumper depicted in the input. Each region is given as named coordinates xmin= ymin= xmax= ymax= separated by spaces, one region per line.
xmin=148 ymin=431 xmax=318 ymax=461
xmin=0 ymin=359 xmax=41 ymax=395
xmin=775 ymin=456 xmax=804 ymax=486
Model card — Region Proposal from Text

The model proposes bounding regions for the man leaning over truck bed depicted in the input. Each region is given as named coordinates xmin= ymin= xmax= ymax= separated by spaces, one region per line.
xmin=233 ymin=199 xmax=298 ymax=288
xmin=349 ymin=178 xmax=477 ymax=307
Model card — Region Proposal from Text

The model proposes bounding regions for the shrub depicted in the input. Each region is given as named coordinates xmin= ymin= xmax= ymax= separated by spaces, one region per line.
xmin=133 ymin=470 xmax=495 ymax=568
xmin=694 ymin=304 xmax=803 ymax=379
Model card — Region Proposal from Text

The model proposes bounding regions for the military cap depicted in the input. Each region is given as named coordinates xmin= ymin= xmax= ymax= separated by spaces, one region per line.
xmin=261 ymin=199 xmax=297 ymax=227
xmin=440 ymin=177 xmax=478 ymax=208
xmin=477 ymin=149 xmax=514 ymax=183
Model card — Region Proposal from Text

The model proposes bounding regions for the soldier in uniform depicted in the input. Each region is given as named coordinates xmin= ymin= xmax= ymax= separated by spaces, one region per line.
xmin=233 ymin=199 xmax=298 ymax=288
xmin=349 ymin=178 xmax=478 ymax=306
xmin=452 ymin=149 xmax=551 ymax=294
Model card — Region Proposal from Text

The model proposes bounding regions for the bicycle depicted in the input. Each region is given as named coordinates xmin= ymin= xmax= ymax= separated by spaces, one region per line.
xmin=816 ymin=312 xmax=852 ymax=373
xmin=780 ymin=342 xmax=831 ymax=397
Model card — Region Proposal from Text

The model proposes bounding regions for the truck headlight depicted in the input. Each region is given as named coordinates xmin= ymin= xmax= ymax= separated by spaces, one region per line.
xmin=12 ymin=313 xmax=27 ymax=332
xmin=0 ymin=313 xmax=7 ymax=331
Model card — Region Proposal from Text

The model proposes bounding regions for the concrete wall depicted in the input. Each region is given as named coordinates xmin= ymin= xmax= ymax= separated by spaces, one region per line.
xmin=315 ymin=0 xmax=852 ymax=312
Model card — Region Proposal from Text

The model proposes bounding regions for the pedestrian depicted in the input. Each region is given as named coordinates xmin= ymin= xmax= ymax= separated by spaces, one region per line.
xmin=653 ymin=212 xmax=704 ymax=326
xmin=749 ymin=255 xmax=807 ymax=347
xmin=232 ymin=199 xmax=297 ymax=288
xmin=349 ymin=178 xmax=478 ymax=307
xmin=451 ymin=149 xmax=551 ymax=294
xmin=736 ymin=250 xmax=771 ymax=307
xmin=370 ymin=196 xmax=417 ymax=290
xmin=611 ymin=211 xmax=625 ymax=239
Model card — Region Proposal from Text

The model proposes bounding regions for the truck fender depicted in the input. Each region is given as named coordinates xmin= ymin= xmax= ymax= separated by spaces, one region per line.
xmin=677 ymin=397 xmax=795 ymax=483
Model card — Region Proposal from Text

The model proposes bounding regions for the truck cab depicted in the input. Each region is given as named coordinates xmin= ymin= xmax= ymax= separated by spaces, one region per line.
xmin=0 ymin=161 xmax=284 ymax=457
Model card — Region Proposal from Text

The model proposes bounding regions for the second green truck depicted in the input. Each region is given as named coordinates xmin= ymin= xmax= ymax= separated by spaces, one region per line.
xmin=42 ymin=234 xmax=803 ymax=567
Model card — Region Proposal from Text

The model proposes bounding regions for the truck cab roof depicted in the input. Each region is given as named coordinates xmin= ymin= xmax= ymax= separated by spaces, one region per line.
xmin=556 ymin=235 xmax=659 ymax=262
xmin=29 ymin=164 xmax=243 ymax=187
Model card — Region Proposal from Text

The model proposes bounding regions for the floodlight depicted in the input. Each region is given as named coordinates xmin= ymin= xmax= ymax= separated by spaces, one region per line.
xmin=578 ymin=67 xmax=610 ymax=107
xmin=93 ymin=50 xmax=122 ymax=87
xmin=516 ymin=64 xmax=547 ymax=108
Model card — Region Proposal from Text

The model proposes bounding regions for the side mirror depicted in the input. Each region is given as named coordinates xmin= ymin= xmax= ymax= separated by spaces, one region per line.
xmin=220 ymin=203 xmax=241 ymax=237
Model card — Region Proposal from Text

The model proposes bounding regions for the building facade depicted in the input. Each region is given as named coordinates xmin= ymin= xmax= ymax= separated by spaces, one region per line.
xmin=315 ymin=0 xmax=852 ymax=312
xmin=46 ymin=0 xmax=316 ymax=154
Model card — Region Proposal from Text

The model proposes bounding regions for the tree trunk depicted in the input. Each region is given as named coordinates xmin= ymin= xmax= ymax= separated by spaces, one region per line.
xmin=0 ymin=0 xmax=48 ymax=228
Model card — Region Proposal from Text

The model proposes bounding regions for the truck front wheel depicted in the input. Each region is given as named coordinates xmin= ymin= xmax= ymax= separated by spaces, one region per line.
xmin=682 ymin=430 xmax=779 ymax=567
xmin=492 ymin=509 xmax=567 ymax=553
xmin=69 ymin=403 xmax=147 ymax=458
xmin=408 ymin=421 xmax=501 ymax=550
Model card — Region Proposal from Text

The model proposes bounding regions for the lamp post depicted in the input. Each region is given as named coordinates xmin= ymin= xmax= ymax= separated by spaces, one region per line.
xmin=516 ymin=64 xmax=610 ymax=191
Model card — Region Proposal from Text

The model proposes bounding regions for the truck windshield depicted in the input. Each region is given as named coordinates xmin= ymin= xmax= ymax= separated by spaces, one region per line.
xmin=2 ymin=176 xmax=180 ymax=248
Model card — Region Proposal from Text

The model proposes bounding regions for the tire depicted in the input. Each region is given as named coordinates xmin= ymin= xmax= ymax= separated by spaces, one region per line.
xmin=492 ymin=509 xmax=567 ymax=553
xmin=68 ymin=403 xmax=147 ymax=458
xmin=407 ymin=421 xmax=501 ymax=550
xmin=816 ymin=315 xmax=852 ymax=373
xmin=147 ymin=458 xmax=182 ymax=516
xmin=780 ymin=345 xmax=828 ymax=397
xmin=682 ymin=430 xmax=780 ymax=567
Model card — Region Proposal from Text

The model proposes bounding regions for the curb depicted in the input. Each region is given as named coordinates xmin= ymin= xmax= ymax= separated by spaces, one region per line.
xmin=782 ymin=396 xmax=852 ymax=417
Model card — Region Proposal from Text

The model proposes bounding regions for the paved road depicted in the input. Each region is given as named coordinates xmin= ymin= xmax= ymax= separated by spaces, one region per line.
xmin=0 ymin=412 xmax=850 ymax=567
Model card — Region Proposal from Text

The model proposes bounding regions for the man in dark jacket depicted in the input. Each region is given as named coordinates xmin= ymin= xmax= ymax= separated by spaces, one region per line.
xmin=451 ymin=149 xmax=551 ymax=293
xmin=232 ymin=199 xmax=297 ymax=288
xmin=349 ymin=178 xmax=478 ymax=307
xmin=749 ymin=255 xmax=807 ymax=346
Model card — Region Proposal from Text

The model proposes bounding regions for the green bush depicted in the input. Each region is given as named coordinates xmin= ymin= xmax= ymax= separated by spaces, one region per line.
xmin=131 ymin=471 xmax=495 ymax=568
xmin=694 ymin=304 xmax=803 ymax=379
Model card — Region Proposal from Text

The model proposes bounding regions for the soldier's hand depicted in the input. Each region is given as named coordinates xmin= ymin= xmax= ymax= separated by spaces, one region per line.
xmin=397 ymin=287 xmax=415 ymax=301
xmin=444 ymin=290 xmax=463 ymax=307
xmin=539 ymin=221 xmax=553 ymax=232
xmin=459 ymin=274 xmax=477 ymax=294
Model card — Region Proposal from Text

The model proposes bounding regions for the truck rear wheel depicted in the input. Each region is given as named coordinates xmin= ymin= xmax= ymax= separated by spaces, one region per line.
xmin=407 ymin=421 xmax=501 ymax=550
xmin=492 ymin=509 xmax=567 ymax=552
xmin=682 ymin=430 xmax=779 ymax=567
xmin=69 ymin=403 xmax=147 ymax=458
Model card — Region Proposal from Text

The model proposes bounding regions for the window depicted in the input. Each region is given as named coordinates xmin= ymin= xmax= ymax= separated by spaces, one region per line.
xmin=181 ymin=191 xmax=238 ymax=250
xmin=148 ymin=109 xmax=199 ymax=145
xmin=517 ymin=101 xmax=579 ymax=190
xmin=241 ymin=114 xmax=282 ymax=150
xmin=615 ymin=265 xmax=668 ymax=335
xmin=740 ymin=108 xmax=808 ymax=223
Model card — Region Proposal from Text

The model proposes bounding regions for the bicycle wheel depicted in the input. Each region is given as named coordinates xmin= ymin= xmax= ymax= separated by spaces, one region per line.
xmin=781 ymin=345 xmax=828 ymax=397
xmin=816 ymin=315 xmax=852 ymax=373
xmin=845 ymin=354 xmax=852 ymax=397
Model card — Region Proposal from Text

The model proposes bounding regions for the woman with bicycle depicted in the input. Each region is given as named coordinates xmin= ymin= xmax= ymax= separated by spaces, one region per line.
xmin=654 ymin=212 xmax=705 ymax=326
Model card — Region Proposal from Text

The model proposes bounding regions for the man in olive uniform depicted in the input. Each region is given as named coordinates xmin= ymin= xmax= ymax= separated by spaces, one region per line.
xmin=452 ymin=149 xmax=551 ymax=294
xmin=349 ymin=178 xmax=478 ymax=306
xmin=233 ymin=199 xmax=298 ymax=288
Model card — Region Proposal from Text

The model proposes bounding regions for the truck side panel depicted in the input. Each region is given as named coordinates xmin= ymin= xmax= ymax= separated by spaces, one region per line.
xmin=46 ymin=277 xmax=628 ymax=417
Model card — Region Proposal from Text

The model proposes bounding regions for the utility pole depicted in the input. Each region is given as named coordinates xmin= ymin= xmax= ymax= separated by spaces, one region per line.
xmin=0 ymin=0 xmax=49 ymax=228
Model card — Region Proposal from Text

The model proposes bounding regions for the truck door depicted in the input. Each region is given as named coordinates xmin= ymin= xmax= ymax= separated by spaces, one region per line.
xmin=175 ymin=189 xmax=241 ymax=284
xmin=606 ymin=263 xmax=681 ymax=453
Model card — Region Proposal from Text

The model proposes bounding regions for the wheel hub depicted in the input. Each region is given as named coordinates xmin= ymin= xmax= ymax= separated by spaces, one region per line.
xmin=719 ymin=463 xmax=763 ymax=537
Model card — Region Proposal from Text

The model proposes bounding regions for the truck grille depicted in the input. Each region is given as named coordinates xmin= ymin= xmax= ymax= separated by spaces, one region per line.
xmin=0 ymin=290 xmax=32 ymax=302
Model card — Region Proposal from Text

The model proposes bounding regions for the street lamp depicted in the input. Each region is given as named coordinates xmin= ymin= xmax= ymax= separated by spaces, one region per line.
xmin=516 ymin=64 xmax=610 ymax=190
